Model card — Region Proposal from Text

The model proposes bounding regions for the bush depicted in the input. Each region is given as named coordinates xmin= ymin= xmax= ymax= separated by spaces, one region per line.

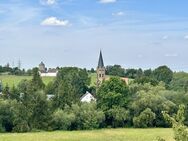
xmin=158 ymin=105 xmax=188 ymax=141
xmin=107 ymin=106 xmax=130 ymax=127
xmin=13 ymin=120 xmax=30 ymax=133
xmin=71 ymin=103 xmax=105 ymax=130
xmin=52 ymin=109 xmax=75 ymax=130
xmin=133 ymin=108 xmax=156 ymax=128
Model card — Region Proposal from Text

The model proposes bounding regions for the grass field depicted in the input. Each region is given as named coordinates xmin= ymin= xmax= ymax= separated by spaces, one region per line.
xmin=0 ymin=128 xmax=174 ymax=141
xmin=0 ymin=74 xmax=97 ymax=88
xmin=0 ymin=75 xmax=55 ymax=87
xmin=0 ymin=73 xmax=131 ymax=88
xmin=0 ymin=73 xmax=97 ymax=88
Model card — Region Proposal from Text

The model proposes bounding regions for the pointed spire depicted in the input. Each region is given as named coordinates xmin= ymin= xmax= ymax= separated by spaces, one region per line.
xmin=98 ymin=50 xmax=104 ymax=68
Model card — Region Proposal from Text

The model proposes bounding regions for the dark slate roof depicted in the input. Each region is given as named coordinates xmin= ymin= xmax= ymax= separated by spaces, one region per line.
xmin=48 ymin=68 xmax=57 ymax=73
xmin=98 ymin=50 xmax=104 ymax=68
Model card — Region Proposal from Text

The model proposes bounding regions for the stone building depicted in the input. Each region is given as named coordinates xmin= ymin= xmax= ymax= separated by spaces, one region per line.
xmin=97 ymin=50 xmax=106 ymax=86
xmin=38 ymin=62 xmax=58 ymax=77
xmin=39 ymin=62 xmax=46 ymax=73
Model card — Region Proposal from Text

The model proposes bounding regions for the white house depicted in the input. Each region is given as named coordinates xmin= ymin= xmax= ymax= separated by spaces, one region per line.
xmin=80 ymin=91 xmax=96 ymax=103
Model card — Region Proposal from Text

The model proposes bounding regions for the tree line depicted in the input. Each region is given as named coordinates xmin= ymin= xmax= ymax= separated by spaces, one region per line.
xmin=0 ymin=65 xmax=188 ymax=132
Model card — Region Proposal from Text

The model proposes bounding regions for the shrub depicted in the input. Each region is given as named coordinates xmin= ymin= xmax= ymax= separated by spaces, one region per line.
xmin=133 ymin=108 xmax=156 ymax=128
xmin=52 ymin=109 xmax=75 ymax=130
xmin=71 ymin=103 xmax=105 ymax=130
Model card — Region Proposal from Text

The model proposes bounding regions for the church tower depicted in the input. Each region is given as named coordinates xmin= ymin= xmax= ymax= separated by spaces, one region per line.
xmin=97 ymin=50 xmax=106 ymax=86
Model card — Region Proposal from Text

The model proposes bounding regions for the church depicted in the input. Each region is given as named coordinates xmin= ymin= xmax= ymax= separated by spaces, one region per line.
xmin=96 ymin=50 xmax=106 ymax=86
xmin=96 ymin=50 xmax=129 ymax=86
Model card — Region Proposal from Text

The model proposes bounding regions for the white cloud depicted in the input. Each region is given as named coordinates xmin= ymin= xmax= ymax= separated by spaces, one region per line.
xmin=40 ymin=0 xmax=56 ymax=5
xmin=162 ymin=35 xmax=168 ymax=40
xmin=41 ymin=17 xmax=70 ymax=26
xmin=184 ymin=35 xmax=188 ymax=40
xmin=112 ymin=11 xmax=124 ymax=16
xmin=99 ymin=0 xmax=117 ymax=4
xmin=165 ymin=53 xmax=178 ymax=57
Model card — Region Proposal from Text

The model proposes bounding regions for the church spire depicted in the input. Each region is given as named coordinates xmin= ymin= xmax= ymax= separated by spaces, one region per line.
xmin=96 ymin=50 xmax=106 ymax=87
xmin=98 ymin=50 xmax=104 ymax=68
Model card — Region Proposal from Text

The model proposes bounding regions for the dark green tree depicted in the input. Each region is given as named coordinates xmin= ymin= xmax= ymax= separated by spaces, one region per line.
xmin=106 ymin=65 xmax=125 ymax=77
xmin=97 ymin=77 xmax=130 ymax=127
xmin=31 ymin=91 xmax=52 ymax=130
xmin=31 ymin=68 xmax=45 ymax=91
xmin=153 ymin=65 xmax=173 ymax=85
xmin=52 ymin=67 xmax=90 ymax=108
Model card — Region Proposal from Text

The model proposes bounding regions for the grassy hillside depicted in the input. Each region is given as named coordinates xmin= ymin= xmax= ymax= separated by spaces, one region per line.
xmin=89 ymin=73 xmax=97 ymax=86
xmin=0 ymin=75 xmax=55 ymax=87
xmin=0 ymin=128 xmax=173 ymax=141
xmin=0 ymin=73 xmax=130 ymax=88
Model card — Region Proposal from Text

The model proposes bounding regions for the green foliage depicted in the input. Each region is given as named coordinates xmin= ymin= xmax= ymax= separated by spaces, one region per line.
xmin=52 ymin=109 xmax=75 ymax=130
xmin=0 ymin=99 xmax=18 ymax=132
xmin=107 ymin=106 xmax=130 ymax=127
xmin=131 ymin=83 xmax=176 ymax=127
xmin=133 ymin=108 xmax=156 ymax=128
xmin=97 ymin=77 xmax=129 ymax=110
xmin=97 ymin=77 xmax=130 ymax=127
xmin=56 ymin=67 xmax=90 ymax=96
xmin=31 ymin=68 xmax=45 ymax=91
xmin=71 ymin=103 xmax=105 ymax=130
xmin=45 ymin=81 xmax=55 ymax=94
xmin=158 ymin=105 xmax=188 ymax=141
xmin=153 ymin=65 xmax=173 ymax=85
xmin=106 ymin=65 xmax=125 ymax=77
xmin=1 ymin=64 xmax=188 ymax=133
xmin=134 ymin=76 xmax=158 ymax=86
xmin=52 ymin=81 xmax=76 ymax=108
xmin=170 ymin=72 xmax=188 ymax=92
xmin=52 ymin=67 xmax=90 ymax=108
xmin=13 ymin=104 xmax=31 ymax=132
xmin=31 ymin=91 xmax=52 ymax=130
xmin=125 ymin=68 xmax=143 ymax=79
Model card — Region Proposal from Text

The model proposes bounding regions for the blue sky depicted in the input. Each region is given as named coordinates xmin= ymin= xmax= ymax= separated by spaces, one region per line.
xmin=0 ymin=0 xmax=188 ymax=71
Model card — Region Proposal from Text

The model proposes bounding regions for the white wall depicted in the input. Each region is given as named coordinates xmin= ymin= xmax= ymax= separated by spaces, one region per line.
xmin=40 ymin=72 xmax=57 ymax=77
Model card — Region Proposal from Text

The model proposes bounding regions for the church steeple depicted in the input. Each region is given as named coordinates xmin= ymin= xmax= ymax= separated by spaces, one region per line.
xmin=96 ymin=50 xmax=106 ymax=86
xmin=98 ymin=50 xmax=104 ymax=68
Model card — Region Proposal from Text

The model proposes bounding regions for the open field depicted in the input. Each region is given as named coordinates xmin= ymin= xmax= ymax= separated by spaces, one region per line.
xmin=0 ymin=128 xmax=174 ymax=141
xmin=0 ymin=73 xmax=97 ymax=88
xmin=0 ymin=73 xmax=131 ymax=88
xmin=89 ymin=73 xmax=97 ymax=86
xmin=0 ymin=75 xmax=55 ymax=87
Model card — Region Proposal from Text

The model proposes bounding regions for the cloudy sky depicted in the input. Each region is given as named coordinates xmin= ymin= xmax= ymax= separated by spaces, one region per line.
xmin=0 ymin=0 xmax=188 ymax=71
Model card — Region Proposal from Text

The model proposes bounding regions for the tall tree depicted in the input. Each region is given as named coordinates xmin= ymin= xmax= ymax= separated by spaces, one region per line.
xmin=153 ymin=65 xmax=173 ymax=85
xmin=31 ymin=68 xmax=45 ymax=91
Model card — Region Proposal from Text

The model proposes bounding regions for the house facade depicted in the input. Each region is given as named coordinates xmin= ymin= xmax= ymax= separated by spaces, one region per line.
xmin=80 ymin=91 xmax=96 ymax=103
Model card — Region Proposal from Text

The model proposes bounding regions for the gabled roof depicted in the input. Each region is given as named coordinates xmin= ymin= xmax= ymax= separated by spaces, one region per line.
xmin=48 ymin=68 xmax=57 ymax=73
xmin=80 ymin=91 xmax=95 ymax=100
xmin=98 ymin=50 xmax=104 ymax=68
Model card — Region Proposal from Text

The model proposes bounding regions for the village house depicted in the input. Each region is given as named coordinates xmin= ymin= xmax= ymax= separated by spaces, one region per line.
xmin=80 ymin=91 xmax=96 ymax=103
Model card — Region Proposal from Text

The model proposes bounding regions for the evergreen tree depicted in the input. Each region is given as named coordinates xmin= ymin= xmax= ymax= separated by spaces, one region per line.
xmin=31 ymin=68 xmax=45 ymax=91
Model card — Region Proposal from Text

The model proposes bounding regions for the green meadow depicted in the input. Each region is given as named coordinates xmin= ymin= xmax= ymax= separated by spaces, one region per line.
xmin=0 ymin=73 xmax=131 ymax=88
xmin=0 ymin=73 xmax=98 ymax=87
xmin=0 ymin=75 xmax=55 ymax=87
xmin=0 ymin=128 xmax=174 ymax=141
